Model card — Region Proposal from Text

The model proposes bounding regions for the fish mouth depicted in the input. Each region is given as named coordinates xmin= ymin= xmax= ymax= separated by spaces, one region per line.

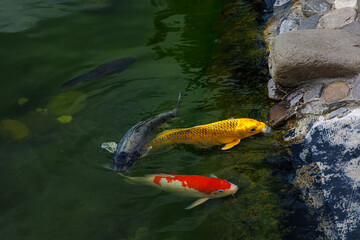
xmin=230 ymin=184 xmax=238 ymax=196
xmin=262 ymin=126 xmax=272 ymax=134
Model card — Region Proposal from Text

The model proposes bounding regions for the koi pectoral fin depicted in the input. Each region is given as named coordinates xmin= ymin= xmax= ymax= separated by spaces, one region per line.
xmin=185 ymin=198 xmax=209 ymax=210
xmin=221 ymin=139 xmax=241 ymax=150
xmin=140 ymin=146 xmax=152 ymax=158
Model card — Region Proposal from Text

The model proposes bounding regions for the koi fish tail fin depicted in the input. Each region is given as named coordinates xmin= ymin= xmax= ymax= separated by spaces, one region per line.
xmin=171 ymin=92 xmax=181 ymax=117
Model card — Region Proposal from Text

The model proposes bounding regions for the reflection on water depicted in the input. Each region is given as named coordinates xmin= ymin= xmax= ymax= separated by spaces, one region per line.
xmin=0 ymin=0 xmax=316 ymax=239
xmin=0 ymin=0 xmax=109 ymax=33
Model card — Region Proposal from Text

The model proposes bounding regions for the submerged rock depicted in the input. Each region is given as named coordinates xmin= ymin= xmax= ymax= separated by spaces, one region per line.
xmin=17 ymin=97 xmax=29 ymax=106
xmin=318 ymin=7 xmax=358 ymax=29
xmin=47 ymin=91 xmax=87 ymax=116
xmin=57 ymin=115 xmax=72 ymax=124
xmin=0 ymin=119 xmax=30 ymax=140
xmin=269 ymin=29 xmax=360 ymax=87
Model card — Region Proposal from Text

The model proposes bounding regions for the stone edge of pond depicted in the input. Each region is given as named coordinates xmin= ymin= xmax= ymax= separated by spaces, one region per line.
xmin=264 ymin=0 xmax=360 ymax=239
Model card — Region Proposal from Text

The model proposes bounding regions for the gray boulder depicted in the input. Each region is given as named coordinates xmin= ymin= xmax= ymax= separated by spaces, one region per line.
xmin=290 ymin=111 xmax=360 ymax=239
xmin=300 ymin=0 xmax=332 ymax=17
xmin=318 ymin=7 xmax=358 ymax=29
xmin=298 ymin=14 xmax=321 ymax=30
xmin=267 ymin=78 xmax=285 ymax=100
xmin=341 ymin=20 xmax=360 ymax=35
xmin=279 ymin=19 xmax=299 ymax=34
xmin=268 ymin=29 xmax=360 ymax=87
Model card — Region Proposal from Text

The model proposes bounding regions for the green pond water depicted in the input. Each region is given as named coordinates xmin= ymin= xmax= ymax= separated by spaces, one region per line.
xmin=0 ymin=0 xmax=313 ymax=239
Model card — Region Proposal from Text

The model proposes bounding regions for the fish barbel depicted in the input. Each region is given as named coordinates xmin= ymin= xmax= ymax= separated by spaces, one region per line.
xmin=121 ymin=174 xmax=238 ymax=209
xmin=148 ymin=118 xmax=267 ymax=150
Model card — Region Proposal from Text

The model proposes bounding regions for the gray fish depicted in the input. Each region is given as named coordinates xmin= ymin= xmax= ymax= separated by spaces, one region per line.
xmin=107 ymin=93 xmax=181 ymax=173
xmin=61 ymin=57 xmax=136 ymax=89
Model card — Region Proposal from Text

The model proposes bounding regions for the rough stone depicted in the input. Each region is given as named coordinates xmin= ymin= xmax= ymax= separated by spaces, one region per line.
xmin=352 ymin=75 xmax=360 ymax=99
xmin=264 ymin=1 xmax=304 ymax=48
xmin=300 ymin=101 xmax=329 ymax=115
xmin=268 ymin=29 xmax=360 ymax=87
xmin=341 ymin=20 xmax=360 ymax=35
xmin=334 ymin=0 xmax=359 ymax=9
xmin=323 ymin=82 xmax=350 ymax=103
xmin=290 ymin=110 xmax=360 ymax=239
xmin=298 ymin=14 xmax=321 ymax=30
xmin=325 ymin=107 xmax=349 ymax=120
xmin=318 ymin=7 xmax=358 ymax=29
xmin=303 ymin=84 xmax=323 ymax=102
xmin=274 ymin=0 xmax=291 ymax=7
xmin=300 ymin=0 xmax=332 ymax=17
xmin=268 ymin=78 xmax=285 ymax=100
xmin=279 ymin=19 xmax=298 ymax=34
xmin=268 ymin=90 xmax=303 ymax=127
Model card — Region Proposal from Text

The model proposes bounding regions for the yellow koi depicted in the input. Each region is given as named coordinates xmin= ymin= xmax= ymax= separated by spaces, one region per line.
xmin=148 ymin=118 xmax=268 ymax=150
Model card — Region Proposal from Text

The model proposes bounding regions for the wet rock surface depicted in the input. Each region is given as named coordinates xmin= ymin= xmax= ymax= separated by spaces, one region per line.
xmin=268 ymin=29 xmax=360 ymax=87
xmin=318 ymin=7 xmax=358 ymax=29
xmin=264 ymin=0 xmax=304 ymax=47
xmin=268 ymin=90 xmax=303 ymax=127
xmin=267 ymin=78 xmax=286 ymax=100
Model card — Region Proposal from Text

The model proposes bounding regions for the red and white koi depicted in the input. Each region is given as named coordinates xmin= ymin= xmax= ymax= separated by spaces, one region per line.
xmin=121 ymin=174 xmax=238 ymax=209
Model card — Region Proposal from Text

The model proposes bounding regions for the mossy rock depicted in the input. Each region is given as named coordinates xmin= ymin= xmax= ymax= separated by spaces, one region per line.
xmin=47 ymin=91 xmax=87 ymax=116
xmin=0 ymin=119 xmax=30 ymax=140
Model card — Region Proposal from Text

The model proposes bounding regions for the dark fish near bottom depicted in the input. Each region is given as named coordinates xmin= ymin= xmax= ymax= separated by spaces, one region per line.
xmin=61 ymin=57 xmax=136 ymax=89
xmin=112 ymin=93 xmax=181 ymax=173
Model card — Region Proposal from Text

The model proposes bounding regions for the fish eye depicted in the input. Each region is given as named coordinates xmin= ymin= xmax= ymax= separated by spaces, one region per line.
xmin=250 ymin=128 xmax=255 ymax=132
xmin=218 ymin=190 xmax=224 ymax=193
